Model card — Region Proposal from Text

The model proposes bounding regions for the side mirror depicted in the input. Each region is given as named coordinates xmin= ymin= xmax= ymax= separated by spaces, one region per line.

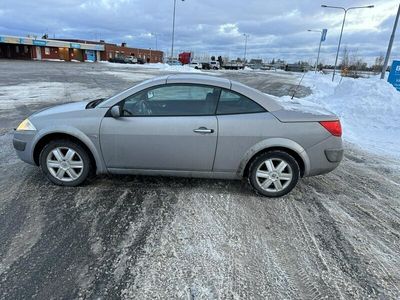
xmin=110 ymin=106 xmax=121 ymax=118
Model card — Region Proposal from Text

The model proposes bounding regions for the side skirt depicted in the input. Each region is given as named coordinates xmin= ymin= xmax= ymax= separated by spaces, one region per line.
xmin=107 ymin=168 xmax=241 ymax=180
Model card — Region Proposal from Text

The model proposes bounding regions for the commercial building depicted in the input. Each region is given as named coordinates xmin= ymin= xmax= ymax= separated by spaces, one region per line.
xmin=0 ymin=35 xmax=164 ymax=63
xmin=0 ymin=35 xmax=103 ymax=61
xmin=60 ymin=39 xmax=163 ymax=63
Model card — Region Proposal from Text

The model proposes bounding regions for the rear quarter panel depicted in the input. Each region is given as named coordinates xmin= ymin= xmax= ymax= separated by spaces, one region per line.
xmin=213 ymin=112 xmax=331 ymax=173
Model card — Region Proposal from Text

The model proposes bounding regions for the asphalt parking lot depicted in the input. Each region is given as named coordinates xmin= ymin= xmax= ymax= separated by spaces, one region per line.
xmin=0 ymin=59 xmax=399 ymax=299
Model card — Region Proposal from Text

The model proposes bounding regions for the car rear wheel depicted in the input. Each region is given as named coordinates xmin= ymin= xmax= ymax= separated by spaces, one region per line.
xmin=39 ymin=139 xmax=91 ymax=186
xmin=248 ymin=150 xmax=300 ymax=197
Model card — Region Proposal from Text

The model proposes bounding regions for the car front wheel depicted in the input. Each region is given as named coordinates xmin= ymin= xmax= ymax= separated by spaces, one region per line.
xmin=39 ymin=139 xmax=91 ymax=186
xmin=248 ymin=150 xmax=300 ymax=197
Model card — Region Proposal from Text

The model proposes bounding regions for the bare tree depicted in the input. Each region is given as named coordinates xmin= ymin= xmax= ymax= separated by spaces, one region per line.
xmin=373 ymin=54 xmax=385 ymax=74
xmin=340 ymin=46 xmax=350 ymax=69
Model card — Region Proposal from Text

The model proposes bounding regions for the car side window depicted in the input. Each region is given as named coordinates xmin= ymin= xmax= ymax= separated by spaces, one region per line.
xmin=122 ymin=84 xmax=221 ymax=116
xmin=216 ymin=89 xmax=265 ymax=115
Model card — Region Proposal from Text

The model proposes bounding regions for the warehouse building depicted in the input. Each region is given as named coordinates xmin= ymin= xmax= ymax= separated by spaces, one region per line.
xmin=0 ymin=35 xmax=164 ymax=63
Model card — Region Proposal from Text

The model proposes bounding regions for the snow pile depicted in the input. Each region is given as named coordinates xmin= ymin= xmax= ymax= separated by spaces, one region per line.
xmin=285 ymin=74 xmax=400 ymax=158
xmin=99 ymin=61 xmax=202 ymax=73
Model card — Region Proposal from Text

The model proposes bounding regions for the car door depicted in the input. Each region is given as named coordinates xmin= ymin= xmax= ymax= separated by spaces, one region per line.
xmin=213 ymin=89 xmax=275 ymax=172
xmin=99 ymin=84 xmax=220 ymax=171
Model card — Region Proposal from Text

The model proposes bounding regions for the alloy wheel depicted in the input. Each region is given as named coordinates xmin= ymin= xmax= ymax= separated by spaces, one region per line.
xmin=255 ymin=158 xmax=293 ymax=192
xmin=46 ymin=147 xmax=84 ymax=182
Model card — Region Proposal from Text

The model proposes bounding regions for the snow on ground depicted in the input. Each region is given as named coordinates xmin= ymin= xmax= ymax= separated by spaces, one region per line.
xmin=276 ymin=73 xmax=400 ymax=159
xmin=98 ymin=61 xmax=221 ymax=76
xmin=86 ymin=71 xmax=155 ymax=82
xmin=0 ymin=82 xmax=111 ymax=109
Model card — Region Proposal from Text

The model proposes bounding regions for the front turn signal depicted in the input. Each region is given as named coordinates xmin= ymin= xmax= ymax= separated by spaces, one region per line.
xmin=16 ymin=119 xmax=36 ymax=131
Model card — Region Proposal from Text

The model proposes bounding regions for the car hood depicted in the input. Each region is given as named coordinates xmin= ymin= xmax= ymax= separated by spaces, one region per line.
xmin=270 ymin=98 xmax=338 ymax=122
xmin=31 ymin=101 xmax=89 ymax=118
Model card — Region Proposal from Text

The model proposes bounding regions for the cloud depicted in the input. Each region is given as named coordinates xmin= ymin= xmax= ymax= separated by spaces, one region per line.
xmin=0 ymin=0 xmax=399 ymax=64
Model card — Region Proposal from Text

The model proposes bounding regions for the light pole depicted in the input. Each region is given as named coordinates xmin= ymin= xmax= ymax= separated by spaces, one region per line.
xmin=381 ymin=4 xmax=400 ymax=79
xmin=321 ymin=4 xmax=374 ymax=81
xmin=308 ymin=29 xmax=323 ymax=73
xmin=151 ymin=32 xmax=158 ymax=50
xmin=243 ymin=33 xmax=249 ymax=63
xmin=171 ymin=0 xmax=185 ymax=59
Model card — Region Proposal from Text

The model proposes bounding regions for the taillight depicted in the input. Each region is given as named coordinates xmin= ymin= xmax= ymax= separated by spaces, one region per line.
xmin=319 ymin=120 xmax=342 ymax=137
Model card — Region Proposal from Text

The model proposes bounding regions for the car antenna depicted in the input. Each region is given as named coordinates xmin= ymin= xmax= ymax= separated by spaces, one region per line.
xmin=291 ymin=72 xmax=307 ymax=100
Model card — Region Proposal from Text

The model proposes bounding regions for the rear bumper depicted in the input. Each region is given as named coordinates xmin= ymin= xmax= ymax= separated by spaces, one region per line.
xmin=325 ymin=148 xmax=344 ymax=163
xmin=304 ymin=136 xmax=343 ymax=176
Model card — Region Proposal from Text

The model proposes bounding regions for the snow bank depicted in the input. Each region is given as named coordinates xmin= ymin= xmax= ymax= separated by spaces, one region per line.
xmin=283 ymin=73 xmax=400 ymax=159
xmin=99 ymin=61 xmax=202 ymax=73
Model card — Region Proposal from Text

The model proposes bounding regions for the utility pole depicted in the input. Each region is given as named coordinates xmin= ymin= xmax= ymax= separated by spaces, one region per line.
xmin=381 ymin=4 xmax=400 ymax=79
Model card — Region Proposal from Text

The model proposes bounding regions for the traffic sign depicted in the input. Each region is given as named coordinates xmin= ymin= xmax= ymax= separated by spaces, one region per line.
xmin=388 ymin=60 xmax=400 ymax=91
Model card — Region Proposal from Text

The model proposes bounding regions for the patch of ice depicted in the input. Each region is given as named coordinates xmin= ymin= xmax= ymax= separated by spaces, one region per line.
xmin=0 ymin=82 xmax=112 ymax=110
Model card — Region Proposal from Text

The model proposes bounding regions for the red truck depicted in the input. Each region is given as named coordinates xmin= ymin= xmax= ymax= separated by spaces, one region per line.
xmin=178 ymin=52 xmax=191 ymax=65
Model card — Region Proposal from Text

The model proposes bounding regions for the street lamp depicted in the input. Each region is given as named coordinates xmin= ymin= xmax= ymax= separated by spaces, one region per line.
xmin=243 ymin=33 xmax=249 ymax=63
xmin=308 ymin=29 xmax=323 ymax=73
xmin=171 ymin=0 xmax=185 ymax=59
xmin=151 ymin=32 xmax=158 ymax=50
xmin=321 ymin=4 xmax=374 ymax=81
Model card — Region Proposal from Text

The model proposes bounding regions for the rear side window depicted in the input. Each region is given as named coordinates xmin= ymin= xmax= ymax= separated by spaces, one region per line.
xmin=216 ymin=89 xmax=265 ymax=115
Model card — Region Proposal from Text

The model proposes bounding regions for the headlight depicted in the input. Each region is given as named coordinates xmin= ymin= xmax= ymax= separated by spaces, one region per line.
xmin=16 ymin=119 xmax=36 ymax=131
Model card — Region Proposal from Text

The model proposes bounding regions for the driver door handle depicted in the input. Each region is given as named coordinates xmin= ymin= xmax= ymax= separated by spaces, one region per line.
xmin=193 ymin=127 xmax=214 ymax=134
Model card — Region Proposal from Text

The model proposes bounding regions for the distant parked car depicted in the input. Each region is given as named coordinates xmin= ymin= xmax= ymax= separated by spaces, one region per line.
xmin=166 ymin=59 xmax=182 ymax=66
xmin=136 ymin=57 xmax=145 ymax=64
xmin=210 ymin=61 xmax=220 ymax=70
xmin=109 ymin=57 xmax=126 ymax=64
xmin=13 ymin=74 xmax=343 ymax=197
xmin=188 ymin=61 xmax=202 ymax=69
xmin=201 ymin=62 xmax=211 ymax=70
xmin=124 ymin=56 xmax=138 ymax=64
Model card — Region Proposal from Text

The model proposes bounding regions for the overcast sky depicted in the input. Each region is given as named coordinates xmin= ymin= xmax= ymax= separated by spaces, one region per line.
xmin=0 ymin=0 xmax=399 ymax=64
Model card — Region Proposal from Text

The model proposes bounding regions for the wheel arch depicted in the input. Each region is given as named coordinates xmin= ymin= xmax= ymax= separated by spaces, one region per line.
xmin=238 ymin=138 xmax=310 ymax=178
xmin=32 ymin=130 xmax=106 ymax=174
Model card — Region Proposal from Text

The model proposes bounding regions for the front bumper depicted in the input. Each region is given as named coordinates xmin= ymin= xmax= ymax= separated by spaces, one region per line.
xmin=13 ymin=131 xmax=37 ymax=165
xmin=13 ymin=138 xmax=26 ymax=151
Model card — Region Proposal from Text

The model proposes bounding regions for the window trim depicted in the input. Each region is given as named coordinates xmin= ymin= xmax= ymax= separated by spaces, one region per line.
xmin=114 ymin=83 xmax=222 ymax=118
xmin=215 ymin=88 xmax=267 ymax=116
xmin=106 ymin=83 xmax=268 ymax=118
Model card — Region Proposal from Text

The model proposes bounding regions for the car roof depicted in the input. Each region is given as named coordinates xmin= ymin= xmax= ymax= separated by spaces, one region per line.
xmin=166 ymin=74 xmax=230 ymax=89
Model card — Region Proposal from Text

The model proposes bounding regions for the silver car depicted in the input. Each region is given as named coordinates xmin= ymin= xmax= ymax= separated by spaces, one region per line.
xmin=13 ymin=74 xmax=343 ymax=197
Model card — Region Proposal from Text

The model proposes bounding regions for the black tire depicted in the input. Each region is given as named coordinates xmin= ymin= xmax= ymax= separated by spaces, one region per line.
xmin=248 ymin=150 xmax=300 ymax=197
xmin=39 ymin=139 xmax=91 ymax=186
